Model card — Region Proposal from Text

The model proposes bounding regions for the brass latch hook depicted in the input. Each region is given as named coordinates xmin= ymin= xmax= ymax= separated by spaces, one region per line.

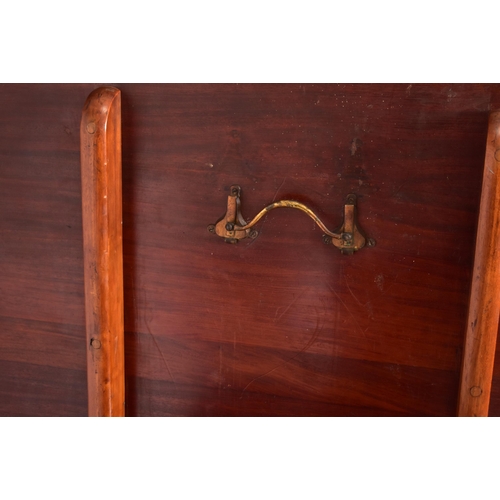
xmin=207 ymin=185 xmax=375 ymax=254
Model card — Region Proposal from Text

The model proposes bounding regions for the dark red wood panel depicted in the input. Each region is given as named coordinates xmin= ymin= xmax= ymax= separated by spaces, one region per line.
xmin=119 ymin=83 xmax=500 ymax=416
xmin=0 ymin=84 xmax=97 ymax=416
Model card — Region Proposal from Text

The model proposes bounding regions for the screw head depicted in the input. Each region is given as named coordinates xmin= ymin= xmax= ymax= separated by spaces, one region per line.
xmin=322 ymin=235 xmax=331 ymax=245
xmin=225 ymin=223 xmax=234 ymax=231
xmin=207 ymin=224 xmax=216 ymax=233
xmin=249 ymin=230 xmax=258 ymax=239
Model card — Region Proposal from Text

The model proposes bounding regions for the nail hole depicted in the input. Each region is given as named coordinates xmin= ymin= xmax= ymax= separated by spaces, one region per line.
xmin=90 ymin=338 xmax=101 ymax=349
xmin=470 ymin=386 xmax=482 ymax=397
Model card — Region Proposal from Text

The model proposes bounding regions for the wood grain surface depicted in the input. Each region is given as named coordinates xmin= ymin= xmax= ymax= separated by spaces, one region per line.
xmin=118 ymin=83 xmax=500 ymax=416
xmin=2 ymin=84 xmax=500 ymax=416
xmin=0 ymin=84 xmax=95 ymax=416
xmin=457 ymin=111 xmax=500 ymax=416
xmin=81 ymin=87 xmax=124 ymax=416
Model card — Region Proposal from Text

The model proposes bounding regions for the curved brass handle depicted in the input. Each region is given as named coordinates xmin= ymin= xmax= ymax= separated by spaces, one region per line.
xmin=208 ymin=185 xmax=375 ymax=254
xmin=237 ymin=199 xmax=342 ymax=238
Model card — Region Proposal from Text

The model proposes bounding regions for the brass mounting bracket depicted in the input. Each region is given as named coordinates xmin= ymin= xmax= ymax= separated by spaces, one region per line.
xmin=207 ymin=185 xmax=375 ymax=254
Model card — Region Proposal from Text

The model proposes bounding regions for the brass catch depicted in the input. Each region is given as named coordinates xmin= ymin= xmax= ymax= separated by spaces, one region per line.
xmin=207 ymin=185 xmax=374 ymax=254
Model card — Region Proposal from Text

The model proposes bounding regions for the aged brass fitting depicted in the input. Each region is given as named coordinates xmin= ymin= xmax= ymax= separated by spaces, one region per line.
xmin=208 ymin=185 xmax=374 ymax=254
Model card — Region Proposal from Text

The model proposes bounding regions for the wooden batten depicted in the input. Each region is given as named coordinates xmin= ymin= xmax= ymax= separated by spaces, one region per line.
xmin=458 ymin=111 xmax=500 ymax=416
xmin=80 ymin=87 xmax=125 ymax=416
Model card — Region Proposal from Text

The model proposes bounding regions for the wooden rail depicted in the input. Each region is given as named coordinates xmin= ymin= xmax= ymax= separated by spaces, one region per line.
xmin=458 ymin=111 xmax=500 ymax=416
xmin=80 ymin=87 xmax=125 ymax=416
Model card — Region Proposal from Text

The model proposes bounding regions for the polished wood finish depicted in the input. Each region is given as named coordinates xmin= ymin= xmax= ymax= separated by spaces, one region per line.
xmin=3 ymin=84 xmax=500 ymax=416
xmin=118 ymin=83 xmax=500 ymax=416
xmin=458 ymin=111 xmax=500 ymax=416
xmin=0 ymin=84 xmax=94 ymax=416
xmin=81 ymin=87 xmax=124 ymax=416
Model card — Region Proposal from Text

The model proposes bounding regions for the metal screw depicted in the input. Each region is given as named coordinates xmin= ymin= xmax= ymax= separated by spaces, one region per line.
xmin=322 ymin=235 xmax=331 ymax=245
xmin=231 ymin=187 xmax=239 ymax=196
xmin=86 ymin=122 xmax=96 ymax=134
xmin=207 ymin=225 xmax=215 ymax=233
xmin=225 ymin=223 xmax=234 ymax=231
xmin=342 ymin=233 xmax=353 ymax=241
xmin=367 ymin=238 xmax=376 ymax=247
xmin=249 ymin=230 xmax=258 ymax=239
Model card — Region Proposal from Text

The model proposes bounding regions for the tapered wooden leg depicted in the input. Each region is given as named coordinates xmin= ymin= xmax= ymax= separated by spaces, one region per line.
xmin=80 ymin=87 xmax=125 ymax=416
xmin=458 ymin=111 xmax=500 ymax=417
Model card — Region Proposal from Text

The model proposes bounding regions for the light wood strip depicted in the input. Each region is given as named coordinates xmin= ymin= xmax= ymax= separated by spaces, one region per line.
xmin=458 ymin=111 xmax=500 ymax=416
xmin=80 ymin=87 xmax=124 ymax=416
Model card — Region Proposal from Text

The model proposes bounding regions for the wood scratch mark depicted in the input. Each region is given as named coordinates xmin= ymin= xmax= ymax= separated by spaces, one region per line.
xmin=272 ymin=177 xmax=287 ymax=202
xmin=143 ymin=290 xmax=176 ymax=384
xmin=240 ymin=311 xmax=323 ymax=398
xmin=148 ymin=329 xmax=176 ymax=384
xmin=382 ymin=272 xmax=400 ymax=294
xmin=328 ymin=284 xmax=368 ymax=338
xmin=274 ymin=288 xmax=307 ymax=323
xmin=393 ymin=181 xmax=407 ymax=198
xmin=345 ymin=276 xmax=365 ymax=307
